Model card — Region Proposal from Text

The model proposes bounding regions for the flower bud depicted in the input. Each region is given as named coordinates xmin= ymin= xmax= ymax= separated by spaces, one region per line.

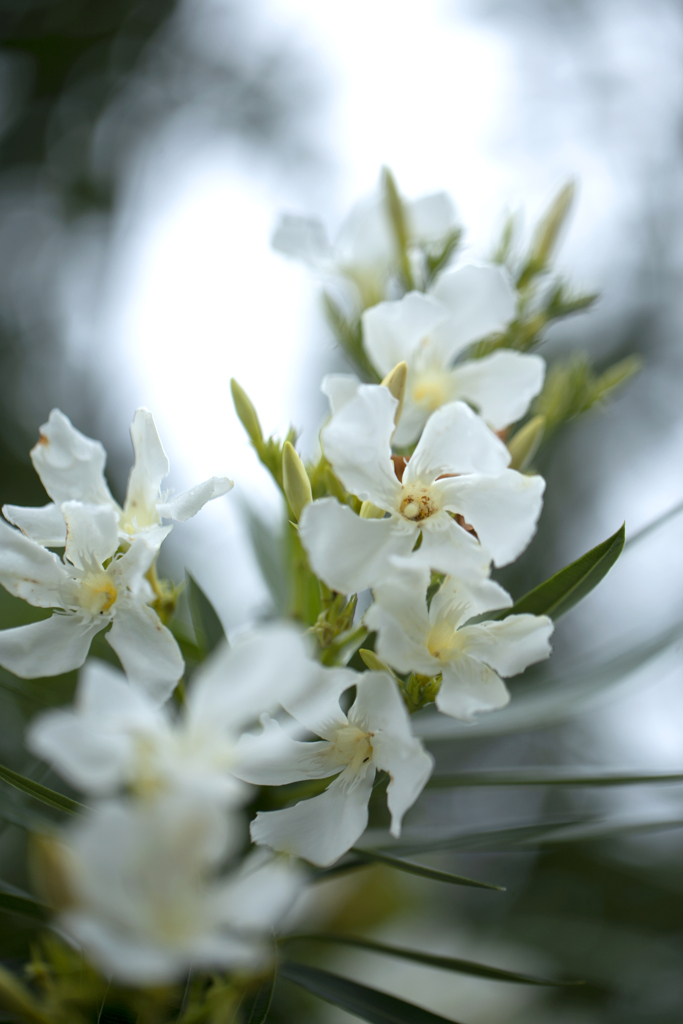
xmin=230 ymin=378 xmax=263 ymax=448
xmin=531 ymin=182 xmax=575 ymax=270
xmin=507 ymin=414 xmax=546 ymax=471
xmin=282 ymin=442 xmax=312 ymax=521
xmin=359 ymin=648 xmax=394 ymax=675
xmin=360 ymin=500 xmax=386 ymax=519
xmin=381 ymin=360 xmax=408 ymax=427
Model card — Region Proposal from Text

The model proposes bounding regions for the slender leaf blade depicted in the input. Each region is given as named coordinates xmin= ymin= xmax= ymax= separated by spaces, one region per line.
xmin=279 ymin=961 xmax=466 ymax=1024
xmin=348 ymin=847 xmax=504 ymax=891
xmin=186 ymin=573 xmax=225 ymax=654
xmin=241 ymin=972 xmax=275 ymax=1024
xmin=426 ymin=769 xmax=683 ymax=788
xmin=500 ymin=523 xmax=625 ymax=621
xmin=0 ymin=888 xmax=47 ymax=922
xmin=0 ymin=763 xmax=81 ymax=814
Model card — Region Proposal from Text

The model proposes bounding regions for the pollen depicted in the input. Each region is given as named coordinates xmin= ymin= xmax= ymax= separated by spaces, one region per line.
xmin=399 ymin=487 xmax=438 ymax=521
xmin=79 ymin=572 xmax=118 ymax=615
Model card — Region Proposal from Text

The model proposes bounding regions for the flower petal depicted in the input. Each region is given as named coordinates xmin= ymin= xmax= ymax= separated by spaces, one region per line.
xmin=362 ymin=292 xmax=448 ymax=379
xmin=250 ymin=771 xmax=374 ymax=866
xmin=30 ymin=409 xmax=114 ymax=506
xmin=234 ymin=715 xmax=335 ymax=785
xmin=321 ymin=374 xmax=362 ymax=414
xmin=365 ymin=568 xmax=437 ymax=676
xmin=0 ymin=614 xmax=103 ymax=677
xmin=27 ymin=708 xmax=132 ymax=795
xmin=429 ymin=263 xmax=517 ymax=361
xmin=214 ymin=850 xmax=304 ymax=933
xmin=404 ymin=400 xmax=510 ymax=483
xmin=321 ymin=384 xmax=402 ymax=508
xmin=299 ymin=498 xmax=413 ymax=594
xmin=271 ymin=214 xmax=332 ymax=268
xmin=0 ymin=520 xmax=69 ymax=607
xmin=407 ymin=192 xmax=458 ymax=243
xmin=451 ymin=351 xmax=546 ymax=431
xmin=157 ymin=477 xmax=233 ymax=522
xmin=460 ymin=614 xmax=553 ymax=677
xmin=436 ymin=657 xmax=510 ymax=721
xmin=63 ymin=502 xmax=120 ymax=570
xmin=282 ymin=666 xmax=355 ymax=740
xmin=412 ymin=515 xmax=493 ymax=582
xmin=108 ymin=536 xmax=161 ymax=598
xmin=2 ymin=503 xmax=67 ymax=547
xmin=107 ymin=601 xmax=183 ymax=703
xmin=429 ymin=571 xmax=512 ymax=626
xmin=123 ymin=409 xmax=169 ymax=526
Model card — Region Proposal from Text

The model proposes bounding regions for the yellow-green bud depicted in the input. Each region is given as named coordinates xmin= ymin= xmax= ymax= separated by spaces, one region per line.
xmin=282 ymin=441 xmax=312 ymax=521
xmin=359 ymin=648 xmax=395 ymax=675
xmin=360 ymin=500 xmax=386 ymax=519
xmin=531 ymin=181 xmax=575 ymax=269
xmin=507 ymin=414 xmax=546 ymax=471
xmin=381 ymin=360 xmax=408 ymax=427
xmin=230 ymin=378 xmax=263 ymax=448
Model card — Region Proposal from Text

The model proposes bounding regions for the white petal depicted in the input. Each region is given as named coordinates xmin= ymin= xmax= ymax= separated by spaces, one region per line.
xmin=321 ymin=374 xmax=362 ymax=414
xmin=60 ymin=911 xmax=182 ymax=985
xmin=460 ymin=614 xmax=553 ymax=677
xmin=250 ymin=771 xmax=374 ymax=866
xmin=429 ymin=572 xmax=512 ymax=626
xmin=271 ymin=214 xmax=332 ymax=268
xmin=30 ymin=409 xmax=114 ymax=506
xmin=366 ymin=567 xmax=437 ymax=676
xmin=412 ymin=515 xmax=493 ymax=582
xmin=63 ymin=502 xmax=120 ymax=570
xmin=27 ymin=708 xmax=132 ymax=795
xmin=451 ymin=351 xmax=546 ymax=431
xmin=0 ymin=520 xmax=68 ymax=607
xmin=361 ymin=292 xmax=448 ymax=379
xmin=2 ymin=503 xmax=66 ymax=547
xmin=157 ymin=476 xmax=233 ymax=522
xmin=123 ymin=409 xmax=169 ymax=525
xmin=429 ymin=263 xmax=517 ymax=361
xmin=215 ymin=851 xmax=303 ymax=932
xmin=336 ymin=192 xmax=394 ymax=269
xmin=282 ymin=666 xmax=355 ymax=740
xmin=439 ymin=470 xmax=545 ymax=566
xmin=0 ymin=614 xmax=103 ymax=677
xmin=107 ymin=601 xmax=183 ymax=702
xmin=407 ymin=192 xmax=458 ymax=243
xmin=404 ymin=401 xmax=510 ymax=484
xmin=436 ymin=657 xmax=510 ymax=721
xmin=189 ymin=623 xmax=317 ymax=732
xmin=321 ymin=384 xmax=402 ymax=508
xmin=234 ymin=716 xmax=335 ymax=785
xmin=108 ymin=536 xmax=160 ymax=598
xmin=299 ymin=498 xmax=414 ymax=594
xmin=391 ymin=400 xmax=430 ymax=448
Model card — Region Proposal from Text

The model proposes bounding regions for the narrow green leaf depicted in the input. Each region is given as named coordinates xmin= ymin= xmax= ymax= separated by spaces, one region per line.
xmin=0 ymin=763 xmax=81 ymax=814
xmin=186 ymin=573 xmax=225 ymax=654
xmin=240 ymin=972 xmax=275 ymax=1024
xmin=281 ymin=935 xmax=579 ymax=987
xmin=279 ymin=961 xmax=465 ymax=1024
xmin=499 ymin=523 xmax=625 ymax=621
xmin=427 ymin=769 xmax=683 ymax=788
xmin=347 ymin=847 xmax=504 ymax=891
xmin=0 ymin=887 xmax=47 ymax=922
xmin=367 ymin=817 xmax=586 ymax=857
xmin=624 ymin=498 xmax=683 ymax=551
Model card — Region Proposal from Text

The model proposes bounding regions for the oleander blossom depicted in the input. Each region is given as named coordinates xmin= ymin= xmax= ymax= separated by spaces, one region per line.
xmin=3 ymin=407 xmax=233 ymax=549
xmin=362 ymin=268 xmax=546 ymax=445
xmin=299 ymin=379 xmax=545 ymax=594
xmin=245 ymin=670 xmax=434 ymax=866
xmin=0 ymin=502 xmax=182 ymax=698
xmin=366 ymin=561 xmax=554 ymax=721
xmin=57 ymin=796 xmax=303 ymax=984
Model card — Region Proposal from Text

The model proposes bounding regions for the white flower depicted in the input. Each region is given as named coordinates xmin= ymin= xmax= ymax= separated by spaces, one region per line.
xmin=0 ymin=502 xmax=182 ymax=699
xmin=58 ymin=796 xmax=303 ymax=984
xmin=246 ymin=670 xmax=434 ymax=867
xmin=272 ymin=188 xmax=457 ymax=307
xmin=299 ymin=381 xmax=545 ymax=594
xmin=28 ymin=623 xmax=319 ymax=800
xmin=3 ymin=408 xmax=233 ymax=548
xmin=362 ymin=266 xmax=545 ymax=445
xmin=366 ymin=561 xmax=553 ymax=722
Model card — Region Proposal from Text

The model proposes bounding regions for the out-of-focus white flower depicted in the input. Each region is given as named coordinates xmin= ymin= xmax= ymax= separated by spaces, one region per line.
xmin=366 ymin=561 xmax=553 ymax=721
xmin=362 ymin=267 xmax=545 ymax=445
xmin=246 ymin=670 xmax=434 ymax=867
xmin=272 ymin=189 xmax=457 ymax=307
xmin=0 ymin=503 xmax=182 ymax=698
xmin=58 ymin=796 xmax=303 ymax=985
xmin=3 ymin=408 xmax=233 ymax=548
xmin=28 ymin=624 xmax=319 ymax=799
xmin=299 ymin=381 xmax=545 ymax=594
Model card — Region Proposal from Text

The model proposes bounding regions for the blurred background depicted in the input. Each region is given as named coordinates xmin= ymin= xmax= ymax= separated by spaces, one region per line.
xmin=0 ymin=1 xmax=683 ymax=1021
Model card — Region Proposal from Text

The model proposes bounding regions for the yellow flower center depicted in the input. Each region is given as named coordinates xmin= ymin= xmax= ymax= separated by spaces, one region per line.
xmin=399 ymin=486 xmax=439 ymax=522
xmin=330 ymin=725 xmax=373 ymax=774
xmin=79 ymin=572 xmax=118 ymax=615
xmin=427 ymin=620 xmax=465 ymax=662
xmin=412 ymin=369 xmax=452 ymax=412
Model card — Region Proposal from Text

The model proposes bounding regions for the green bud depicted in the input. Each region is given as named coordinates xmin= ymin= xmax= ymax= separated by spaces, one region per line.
xmin=230 ymin=378 xmax=263 ymax=448
xmin=531 ymin=182 xmax=575 ymax=269
xmin=359 ymin=648 xmax=396 ymax=676
xmin=382 ymin=166 xmax=414 ymax=288
xmin=381 ymin=360 xmax=408 ymax=426
xmin=282 ymin=441 xmax=312 ymax=521
xmin=508 ymin=414 xmax=546 ymax=471
xmin=360 ymin=500 xmax=387 ymax=519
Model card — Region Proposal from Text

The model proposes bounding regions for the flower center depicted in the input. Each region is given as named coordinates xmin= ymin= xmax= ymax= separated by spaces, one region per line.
xmin=79 ymin=571 xmax=118 ymax=615
xmin=399 ymin=485 xmax=439 ymax=522
xmin=427 ymin=620 xmax=464 ymax=662
xmin=330 ymin=725 xmax=373 ymax=774
xmin=412 ymin=369 xmax=452 ymax=412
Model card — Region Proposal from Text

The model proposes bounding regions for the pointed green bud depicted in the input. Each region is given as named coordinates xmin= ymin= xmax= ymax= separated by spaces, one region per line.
xmin=532 ymin=181 xmax=575 ymax=269
xmin=282 ymin=441 xmax=312 ymax=521
xmin=230 ymin=378 xmax=263 ymax=448
xmin=508 ymin=414 xmax=546 ymax=471
xmin=359 ymin=648 xmax=396 ymax=676
xmin=381 ymin=360 xmax=408 ymax=426
xmin=382 ymin=166 xmax=414 ymax=288
xmin=360 ymin=500 xmax=387 ymax=519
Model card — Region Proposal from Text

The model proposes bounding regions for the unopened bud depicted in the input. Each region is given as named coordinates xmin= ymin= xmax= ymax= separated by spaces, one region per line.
xmin=359 ymin=648 xmax=395 ymax=675
xmin=532 ymin=182 xmax=575 ymax=269
xmin=230 ymin=379 xmax=263 ymax=448
xmin=507 ymin=414 xmax=546 ymax=471
xmin=282 ymin=442 xmax=312 ymax=520
xmin=360 ymin=500 xmax=386 ymax=519
xmin=381 ymin=360 xmax=408 ymax=426
xmin=29 ymin=833 xmax=74 ymax=912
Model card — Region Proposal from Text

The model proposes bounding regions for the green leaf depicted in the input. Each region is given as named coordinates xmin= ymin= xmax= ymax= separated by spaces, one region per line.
xmin=186 ymin=573 xmax=225 ymax=654
xmin=624 ymin=498 xmax=683 ymax=551
xmin=240 ymin=972 xmax=275 ymax=1024
xmin=498 ymin=523 xmax=625 ymax=621
xmin=0 ymin=887 xmax=47 ymax=922
xmin=281 ymin=935 xmax=579 ymax=987
xmin=0 ymin=763 xmax=82 ymax=815
xmin=345 ymin=847 xmax=505 ymax=891
xmin=427 ymin=769 xmax=683 ymax=789
xmin=279 ymin=961 xmax=466 ymax=1024
xmin=368 ymin=817 xmax=586 ymax=857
